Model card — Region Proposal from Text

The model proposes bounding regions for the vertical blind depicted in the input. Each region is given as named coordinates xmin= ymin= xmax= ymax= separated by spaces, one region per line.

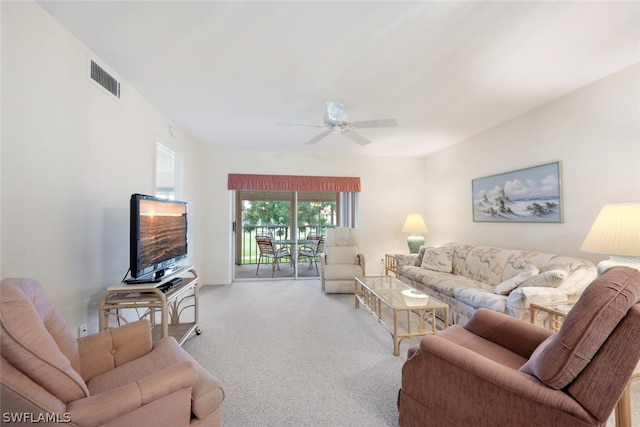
xmin=339 ymin=192 xmax=359 ymax=228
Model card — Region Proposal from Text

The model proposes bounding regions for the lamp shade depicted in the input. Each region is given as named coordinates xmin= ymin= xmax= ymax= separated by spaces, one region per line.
xmin=402 ymin=214 xmax=428 ymax=253
xmin=402 ymin=214 xmax=428 ymax=234
xmin=580 ymin=203 xmax=640 ymax=256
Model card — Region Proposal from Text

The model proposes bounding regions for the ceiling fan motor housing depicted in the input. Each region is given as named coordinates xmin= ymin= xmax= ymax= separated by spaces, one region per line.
xmin=326 ymin=102 xmax=345 ymax=123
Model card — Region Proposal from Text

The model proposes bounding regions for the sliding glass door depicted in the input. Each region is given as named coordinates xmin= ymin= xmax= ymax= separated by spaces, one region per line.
xmin=234 ymin=190 xmax=337 ymax=280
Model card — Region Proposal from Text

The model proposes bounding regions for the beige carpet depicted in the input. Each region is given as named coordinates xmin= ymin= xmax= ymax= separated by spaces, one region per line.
xmin=185 ymin=281 xmax=639 ymax=426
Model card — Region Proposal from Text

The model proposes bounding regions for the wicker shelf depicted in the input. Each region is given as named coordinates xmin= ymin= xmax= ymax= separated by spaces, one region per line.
xmin=99 ymin=266 xmax=201 ymax=346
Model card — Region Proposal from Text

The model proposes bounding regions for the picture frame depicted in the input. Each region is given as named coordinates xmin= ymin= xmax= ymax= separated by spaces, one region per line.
xmin=472 ymin=161 xmax=563 ymax=223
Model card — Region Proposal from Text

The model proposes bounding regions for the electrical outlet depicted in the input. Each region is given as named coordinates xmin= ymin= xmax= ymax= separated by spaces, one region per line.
xmin=380 ymin=258 xmax=384 ymax=264
xmin=78 ymin=324 xmax=88 ymax=338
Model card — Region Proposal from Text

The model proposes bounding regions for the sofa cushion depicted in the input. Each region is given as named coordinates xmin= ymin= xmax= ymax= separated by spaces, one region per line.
xmin=451 ymin=243 xmax=474 ymax=275
xmin=518 ymin=269 xmax=567 ymax=289
xmin=520 ymin=266 xmax=640 ymax=389
xmin=414 ymin=246 xmax=428 ymax=267
xmin=420 ymin=247 xmax=453 ymax=273
xmin=545 ymin=257 xmax=594 ymax=274
xmin=502 ymin=251 xmax=554 ymax=280
xmin=493 ymin=267 xmax=539 ymax=295
xmin=460 ymin=246 xmax=514 ymax=286
xmin=399 ymin=266 xmax=487 ymax=297
xmin=453 ymin=287 xmax=507 ymax=313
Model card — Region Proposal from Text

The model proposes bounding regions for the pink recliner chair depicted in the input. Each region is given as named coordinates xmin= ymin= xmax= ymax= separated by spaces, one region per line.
xmin=398 ymin=266 xmax=640 ymax=426
xmin=1 ymin=278 xmax=224 ymax=426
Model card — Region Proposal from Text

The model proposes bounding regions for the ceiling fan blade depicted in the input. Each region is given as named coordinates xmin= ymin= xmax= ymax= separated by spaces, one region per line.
xmin=351 ymin=118 xmax=398 ymax=129
xmin=343 ymin=129 xmax=371 ymax=146
xmin=277 ymin=121 xmax=326 ymax=128
xmin=305 ymin=129 xmax=332 ymax=145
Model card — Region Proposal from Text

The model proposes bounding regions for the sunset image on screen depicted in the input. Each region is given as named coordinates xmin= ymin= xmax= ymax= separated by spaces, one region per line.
xmin=138 ymin=199 xmax=187 ymax=266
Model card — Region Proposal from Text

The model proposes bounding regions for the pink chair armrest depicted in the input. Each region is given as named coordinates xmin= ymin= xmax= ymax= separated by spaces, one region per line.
xmin=77 ymin=320 xmax=153 ymax=381
xmin=463 ymin=308 xmax=553 ymax=358
xmin=67 ymin=361 xmax=197 ymax=426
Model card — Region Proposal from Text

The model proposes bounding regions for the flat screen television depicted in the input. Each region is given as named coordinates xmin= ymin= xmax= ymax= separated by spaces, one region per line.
xmin=129 ymin=193 xmax=188 ymax=281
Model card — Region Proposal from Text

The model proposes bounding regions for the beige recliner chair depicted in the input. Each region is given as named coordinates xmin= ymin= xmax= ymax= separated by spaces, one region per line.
xmin=319 ymin=227 xmax=365 ymax=293
xmin=1 ymin=278 xmax=224 ymax=426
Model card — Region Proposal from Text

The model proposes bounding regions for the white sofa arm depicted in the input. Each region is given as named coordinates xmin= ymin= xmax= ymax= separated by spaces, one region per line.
xmin=506 ymin=286 xmax=573 ymax=322
xmin=395 ymin=254 xmax=418 ymax=268
xmin=557 ymin=264 xmax=597 ymax=296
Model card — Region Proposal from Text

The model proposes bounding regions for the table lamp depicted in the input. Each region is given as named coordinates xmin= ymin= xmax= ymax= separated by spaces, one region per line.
xmin=402 ymin=214 xmax=428 ymax=253
xmin=580 ymin=203 xmax=640 ymax=275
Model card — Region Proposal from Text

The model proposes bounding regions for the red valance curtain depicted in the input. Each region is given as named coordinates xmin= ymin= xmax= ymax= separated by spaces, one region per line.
xmin=227 ymin=174 xmax=361 ymax=193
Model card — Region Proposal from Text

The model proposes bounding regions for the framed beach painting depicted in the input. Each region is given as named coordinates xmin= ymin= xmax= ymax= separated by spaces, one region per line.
xmin=472 ymin=161 xmax=563 ymax=223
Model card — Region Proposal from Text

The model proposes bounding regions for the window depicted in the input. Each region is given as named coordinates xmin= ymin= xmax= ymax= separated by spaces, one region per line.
xmin=156 ymin=143 xmax=175 ymax=199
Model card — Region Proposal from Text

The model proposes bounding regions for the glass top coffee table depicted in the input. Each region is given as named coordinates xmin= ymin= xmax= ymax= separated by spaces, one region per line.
xmin=355 ymin=276 xmax=449 ymax=356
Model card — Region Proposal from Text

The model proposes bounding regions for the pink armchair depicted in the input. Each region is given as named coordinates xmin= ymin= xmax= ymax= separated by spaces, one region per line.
xmin=1 ymin=278 xmax=224 ymax=426
xmin=398 ymin=266 xmax=640 ymax=426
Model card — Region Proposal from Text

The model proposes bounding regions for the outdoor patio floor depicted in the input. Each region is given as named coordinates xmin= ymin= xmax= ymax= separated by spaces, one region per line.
xmin=234 ymin=261 xmax=321 ymax=280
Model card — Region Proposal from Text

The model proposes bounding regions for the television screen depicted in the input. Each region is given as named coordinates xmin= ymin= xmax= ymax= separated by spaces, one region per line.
xmin=130 ymin=193 xmax=188 ymax=280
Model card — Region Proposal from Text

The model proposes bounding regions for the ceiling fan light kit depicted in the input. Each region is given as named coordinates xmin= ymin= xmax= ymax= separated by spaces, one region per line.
xmin=280 ymin=102 xmax=397 ymax=146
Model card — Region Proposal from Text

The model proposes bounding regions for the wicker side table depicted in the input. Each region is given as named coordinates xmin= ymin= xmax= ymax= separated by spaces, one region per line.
xmin=529 ymin=300 xmax=576 ymax=331
xmin=385 ymin=254 xmax=397 ymax=276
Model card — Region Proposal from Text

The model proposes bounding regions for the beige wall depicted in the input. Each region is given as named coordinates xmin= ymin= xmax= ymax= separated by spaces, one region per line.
xmin=1 ymin=2 xmax=208 ymax=333
xmin=421 ymin=63 xmax=640 ymax=262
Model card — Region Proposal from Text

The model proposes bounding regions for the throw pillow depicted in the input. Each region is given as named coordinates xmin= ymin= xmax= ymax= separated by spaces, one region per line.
xmin=414 ymin=246 xmax=428 ymax=267
xmin=493 ymin=267 xmax=539 ymax=295
xmin=420 ymin=247 xmax=452 ymax=273
xmin=520 ymin=266 xmax=640 ymax=389
xmin=542 ymin=261 xmax=572 ymax=273
xmin=517 ymin=269 xmax=567 ymax=289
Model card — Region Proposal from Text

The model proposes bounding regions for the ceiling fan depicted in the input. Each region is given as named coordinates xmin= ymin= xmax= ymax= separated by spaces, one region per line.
xmin=279 ymin=102 xmax=397 ymax=146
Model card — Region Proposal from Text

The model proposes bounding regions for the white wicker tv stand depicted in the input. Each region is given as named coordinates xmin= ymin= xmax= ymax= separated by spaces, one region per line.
xmin=99 ymin=266 xmax=201 ymax=346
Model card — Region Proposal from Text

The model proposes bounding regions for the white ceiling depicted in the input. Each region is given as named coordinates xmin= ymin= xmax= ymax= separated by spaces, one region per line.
xmin=37 ymin=1 xmax=640 ymax=158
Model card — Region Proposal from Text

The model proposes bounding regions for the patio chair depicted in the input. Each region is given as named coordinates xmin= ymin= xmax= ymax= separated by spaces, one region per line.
xmin=298 ymin=234 xmax=325 ymax=276
xmin=256 ymin=235 xmax=291 ymax=277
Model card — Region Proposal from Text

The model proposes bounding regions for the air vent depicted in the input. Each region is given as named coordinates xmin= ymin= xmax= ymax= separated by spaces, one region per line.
xmin=90 ymin=60 xmax=120 ymax=99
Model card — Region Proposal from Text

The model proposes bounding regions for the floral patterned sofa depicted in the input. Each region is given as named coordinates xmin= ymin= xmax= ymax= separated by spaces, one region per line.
xmin=395 ymin=243 xmax=597 ymax=325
